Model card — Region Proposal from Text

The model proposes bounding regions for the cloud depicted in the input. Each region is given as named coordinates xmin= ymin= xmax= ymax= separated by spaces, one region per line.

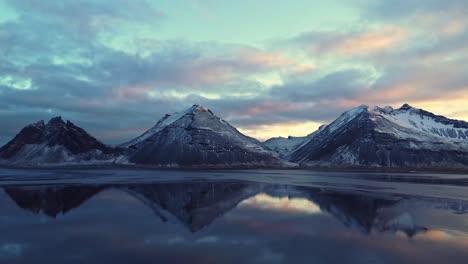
xmin=0 ymin=1 xmax=467 ymax=145
xmin=270 ymin=69 xmax=373 ymax=102
xmin=293 ymin=26 xmax=407 ymax=56
xmin=192 ymin=69 xmax=377 ymax=134
xmin=362 ymin=0 xmax=468 ymax=20
xmin=6 ymin=0 xmax=165 ymax=36
xmin=0 ymin=1 xmax=309 ymax=144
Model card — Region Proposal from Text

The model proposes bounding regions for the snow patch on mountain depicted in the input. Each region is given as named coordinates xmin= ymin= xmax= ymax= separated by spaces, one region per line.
xmin=374 ymin=104 xmax=468 ymax=142
xmin=120 ymin=107 xmax=198 ymax=148
xmin=327 ymin=104 xmax=369 ymax=133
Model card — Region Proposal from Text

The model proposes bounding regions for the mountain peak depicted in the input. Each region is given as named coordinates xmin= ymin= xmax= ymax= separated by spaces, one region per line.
xmin=383 ymin=105 xmax=394 ymax=113
xmin=120 ymin=104 xmax=216 ymax=149
xmin=47 ymin=116 xmax=65 ymax=126
xmin=344 ymin=104 xmax=369 ymax=116
xmin=399 ymin=103 xmax=413 ymax=110
xmin=373 ymin=105 xmax=394 ymax=114
xmin=29 ymin=120 xmax=46 ymax=128
xmin=358 ymin=104 xmax=369 ymax=109
xmin=189 ymin=104 xmax=213 ymax=115
xmin=0 ymin=116 xmax=116 ymax=163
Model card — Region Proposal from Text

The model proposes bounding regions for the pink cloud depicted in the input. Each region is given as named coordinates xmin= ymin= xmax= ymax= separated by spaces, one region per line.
xmin=157 ymin=48 xmax=310 ymax=87
xmin=333 ymin=26 xmax=407 ymax=55
xmin=298 ymin=26 xmax=408 ymax=56
xmin=237 ymin=49 xmax=294 ymax=68
xmin=242 ymin=101 xmax=306 ymax=116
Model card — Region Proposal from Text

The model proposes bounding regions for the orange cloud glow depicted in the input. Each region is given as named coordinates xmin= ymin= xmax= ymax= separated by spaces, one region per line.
xmin=333 ymin=26 xmax=407 ymax=55
xmin=238 ymin=49 xmax=294 ymax=68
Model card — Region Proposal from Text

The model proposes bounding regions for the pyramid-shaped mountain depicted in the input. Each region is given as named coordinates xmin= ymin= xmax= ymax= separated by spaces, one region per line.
xmin=0 ymin=117 xmax=119 ymax=165
xmin=119 ymin=105 xmax=283 ymax=167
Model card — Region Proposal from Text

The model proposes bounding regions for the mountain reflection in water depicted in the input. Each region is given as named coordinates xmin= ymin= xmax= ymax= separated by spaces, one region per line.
xmin=1 ymin=180 xmax=468 ymax=263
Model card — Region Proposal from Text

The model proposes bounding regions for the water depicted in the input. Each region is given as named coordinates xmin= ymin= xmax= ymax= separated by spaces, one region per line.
xmin=0 ymin=169 xmax=468 ymax=263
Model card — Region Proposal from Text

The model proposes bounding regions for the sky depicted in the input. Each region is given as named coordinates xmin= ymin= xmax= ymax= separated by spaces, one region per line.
xmin=0 ymin=0 xmax=467 ymax=145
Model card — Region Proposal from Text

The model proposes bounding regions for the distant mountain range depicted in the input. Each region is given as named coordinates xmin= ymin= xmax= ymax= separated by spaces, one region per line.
xmin=1 ymin=103 xmax=467 ymax=169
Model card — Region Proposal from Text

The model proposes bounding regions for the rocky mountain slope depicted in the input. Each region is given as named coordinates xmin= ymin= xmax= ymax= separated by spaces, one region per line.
xmin=0 ymin=117 xmax=119 ymax=165
xmin=119 ymin=105 xmax=284 ymax=167
xmin=289 ymin=104 xmax=468 ymax=167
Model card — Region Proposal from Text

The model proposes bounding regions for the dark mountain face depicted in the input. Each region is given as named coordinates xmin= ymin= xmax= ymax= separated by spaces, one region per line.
xmin=0 ymin=116 xmax=120 ymax=164
xmin=289 ymin=105 xmax=468 ymax=167
xmin=45 ymin=118 xmax=113 ymax=155
xmin=121 ymin=105 xmax=283 ymax=167
xmin=290 ymin=108 xmax=377 ymax=164
xmin=0 ymin=121 xmax=46 ymax=159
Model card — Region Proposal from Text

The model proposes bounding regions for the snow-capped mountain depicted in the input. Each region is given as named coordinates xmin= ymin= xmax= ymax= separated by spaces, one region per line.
xmin=119 ymin=105 xmax=284 ymax=167
xmin=0 ymin=117 xmax=119 ymax=165
xmin=289 ymin=104 xmax=468 ymax=167
xmin=264 ymin=125 xmax=325 ymax=157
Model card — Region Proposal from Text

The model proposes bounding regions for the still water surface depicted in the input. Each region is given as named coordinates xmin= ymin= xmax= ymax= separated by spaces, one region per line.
xmin=0 ymin=169 xmax=467 ymax=263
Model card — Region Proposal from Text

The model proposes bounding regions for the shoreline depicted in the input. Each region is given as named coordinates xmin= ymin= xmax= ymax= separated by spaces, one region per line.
xmin=1 ymin=163 xmax=467 ymax=175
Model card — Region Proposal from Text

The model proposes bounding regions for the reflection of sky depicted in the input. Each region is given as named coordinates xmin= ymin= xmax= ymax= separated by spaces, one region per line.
xmin=0 ymin=243 xmax=25 ymax=258
xmin=239 ymin=193 xmax=322 ymax=214
xmin=0 ymin=188 xmax=468 ymax=263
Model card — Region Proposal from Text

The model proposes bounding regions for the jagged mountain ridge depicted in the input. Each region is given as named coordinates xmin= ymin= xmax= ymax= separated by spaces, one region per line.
xmin=119 ymin=104 xmax=283 ymax=167
xmin=289 ymin=104 xmax=468 ymax=167
xmin=0 ymin=117 xmax=119 ymax=165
